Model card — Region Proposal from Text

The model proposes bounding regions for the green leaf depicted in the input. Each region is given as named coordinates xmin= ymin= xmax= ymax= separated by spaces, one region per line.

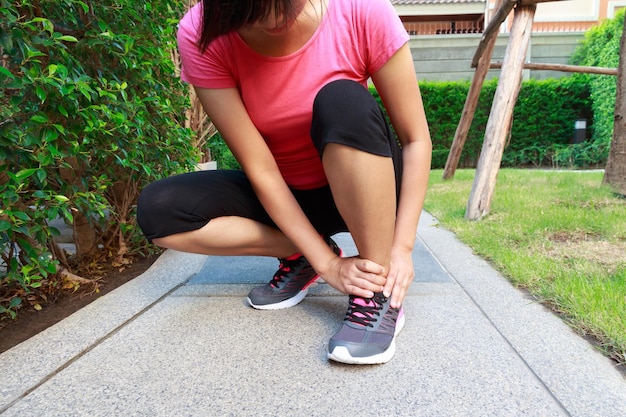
xmin=12 ymin=211 xmax=31 ymax=221
xmin=76 ymin=1 xmax=90 ymax=13
xmin=0 ymin=66 xmax=14 ymax=79
xmin=0 ymin=219 xmax=11 ymax=232
xmin=30 ymin=114 xmax=49 ymax=124
xmin=36 ymin=85 xmax=47 ymax=101
xmin=9 ymin=297 xmax=22 ymax=308
xmin=15 ymin=168 xmax=38 ymax=180
xmin=52 ymin=124 xmax=66 ymax=134
xmin=36 ymin=168 xmax=47 ymax=183
xmin=60 ymin=84 xmax=75 ymax=96
xmin=31 ymin=17 xmax=53 ymax=34
xmin=54 ymin=64 xmax=68 ymax=79
xmin=45 ymin=262 xmax=58 ymax=274
xmin=57 ymin=35 xmax=78 ymax=43
xmin=43 ymin=129 xmax=59 ymax=142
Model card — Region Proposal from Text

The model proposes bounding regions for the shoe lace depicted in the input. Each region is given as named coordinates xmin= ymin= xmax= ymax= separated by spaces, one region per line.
xmin=344 ymin=293 xmax=387 ymax=327
xmin=270 ymin=256 xmax=303 ymax=288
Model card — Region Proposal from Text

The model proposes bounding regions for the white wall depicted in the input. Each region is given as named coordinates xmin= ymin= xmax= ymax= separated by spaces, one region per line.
xmin=409 ymin=32 xmax=584 ymax=82
xmin=535 ymin=0 xmax=598 ymax=21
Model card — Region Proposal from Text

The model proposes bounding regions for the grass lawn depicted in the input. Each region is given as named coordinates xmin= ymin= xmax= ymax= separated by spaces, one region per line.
xmin=424 ymin=169 xmax=626 ymax=365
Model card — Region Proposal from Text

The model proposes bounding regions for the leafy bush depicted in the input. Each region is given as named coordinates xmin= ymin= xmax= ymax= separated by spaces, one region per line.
xmin=372 ymin=76 xmax=593 ymax=169
xmin=0 ymin=0 xmax=198 ymax=318
xmin=509 ymin=77 xmax=592 ymax=163
xmin=418 ymin=80 xmax=496 ymax=168
xmin=209 ymin=133 xmax=240 ymax=170
xmin=570 ymin=8 xmax=624 ymax=150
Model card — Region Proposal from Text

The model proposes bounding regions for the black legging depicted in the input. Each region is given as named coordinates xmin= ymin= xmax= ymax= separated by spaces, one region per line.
xmin=137 ymin=80 xmax=402 ymax=242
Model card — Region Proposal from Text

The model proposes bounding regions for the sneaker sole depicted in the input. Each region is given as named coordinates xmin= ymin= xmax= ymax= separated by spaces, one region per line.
xmin=327 ymin=311 xmax=406 ymax=365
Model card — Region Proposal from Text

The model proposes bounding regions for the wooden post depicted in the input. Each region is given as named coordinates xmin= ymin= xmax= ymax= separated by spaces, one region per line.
xmin=442 ymin=0 xmax=503 ymax=180
xmin=603 ymin=15 xmax=626 ymax=196
xmin=489 ymin=61 xmax=618 ymax=76
xmin=465 ymin=4 xmax=537 ymax=220
xmin=472 ymin=0 xmax=518 ymax=68
xmin=443 ymin=0 xmax=508 ymax=180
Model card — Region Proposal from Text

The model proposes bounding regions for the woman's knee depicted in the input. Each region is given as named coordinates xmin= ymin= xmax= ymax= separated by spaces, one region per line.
xmin=311 ymin=79 xmax=392 ymax=158
xmin=312 ymin=80 xmax=380 ymax=127
xmin=136 ymin=178 xmax=181 ymax=239
xmin=137 ymin=170 xmax=270 ymax=241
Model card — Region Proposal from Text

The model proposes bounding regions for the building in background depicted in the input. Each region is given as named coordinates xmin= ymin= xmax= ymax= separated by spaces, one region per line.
xmin=393 ymin=0 xmax=621 ymax=80
xmin=393 ymin=0 xmax=618 ymax=35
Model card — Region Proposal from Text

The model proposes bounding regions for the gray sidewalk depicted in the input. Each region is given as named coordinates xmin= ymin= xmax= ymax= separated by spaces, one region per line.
xmin=1 ymin=212 xmax=625 ymax=417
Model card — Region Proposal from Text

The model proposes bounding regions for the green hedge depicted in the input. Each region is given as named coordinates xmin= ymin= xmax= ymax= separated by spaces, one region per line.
xmin=371 ymin=76 xmax=594 ymax=169
xmin=567 ymin=8 xmax=623 ymax=170
xmin=0 ymin=0 xmax=197 ymax=318
xmin=570 ymin=9 xmax=623 ymax=146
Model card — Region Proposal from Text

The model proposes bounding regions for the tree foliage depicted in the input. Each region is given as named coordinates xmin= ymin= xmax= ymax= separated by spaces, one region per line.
xmin=570 ymin=8 xmax=624 ymax=147
xmin=0 ymin=0 xmax=198 ymax=318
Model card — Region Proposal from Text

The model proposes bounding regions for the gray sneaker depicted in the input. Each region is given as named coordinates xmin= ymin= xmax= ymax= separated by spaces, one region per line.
xmin=327 ymin=293 xmax=405 ymax=364
xmin=247 ymin=238 xmax=341 ymax=310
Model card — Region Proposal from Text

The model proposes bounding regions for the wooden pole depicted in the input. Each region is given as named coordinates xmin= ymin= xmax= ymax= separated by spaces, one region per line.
xmin=443 ymin=0 xmax=503 ymax=180
xmin=603 ymin=16 xmax=626 ymax=195
xmin=489 ymin=61 xmax=618 ymax=76
xmin=465 ymin=4 xmax=537 ymax=220
xmin=472 ymin=0 xmax=517 ymax=68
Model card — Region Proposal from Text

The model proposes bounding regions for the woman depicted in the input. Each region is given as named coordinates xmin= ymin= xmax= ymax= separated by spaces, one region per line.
xmin=138 ymin=0 xmax=431 ymax=365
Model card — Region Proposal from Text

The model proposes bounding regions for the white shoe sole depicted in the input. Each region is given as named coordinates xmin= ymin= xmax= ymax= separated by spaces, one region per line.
xmin=327 ymin=312 xmax=406 ymax=365
xmin=247 ymin=286 xmax=312 ymax=310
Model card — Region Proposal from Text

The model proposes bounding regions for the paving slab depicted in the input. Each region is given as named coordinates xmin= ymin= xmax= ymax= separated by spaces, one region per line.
xmin=0 ymin=250 xmax=207 ymax=412
xmin=0 ymin=212 xmax=624 ymax=417
xmin=1 ymin=288 xmax=566 ymax=417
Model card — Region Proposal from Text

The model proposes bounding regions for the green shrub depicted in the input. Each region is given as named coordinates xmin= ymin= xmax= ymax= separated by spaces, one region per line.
xmin=570 ymin=9 xmax=623 ymax=150
xmin=419 ymin=80 xmax=496 ymax=168
xmin=0 ymin=0 xmax=197 ymax=318
xmin=509 ymin=77 xmax=592 ymax=160
xmin=372 ymin=77 xmax=593 ymax=169
xmin=209 ymin=133 xmax=240 ymax=170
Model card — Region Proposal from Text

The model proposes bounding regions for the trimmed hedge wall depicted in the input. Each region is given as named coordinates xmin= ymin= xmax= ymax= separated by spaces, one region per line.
xmin=371 ymin=76 xmax=594 ymax=169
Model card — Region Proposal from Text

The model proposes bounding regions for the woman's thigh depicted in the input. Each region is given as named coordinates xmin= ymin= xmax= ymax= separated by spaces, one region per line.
xmin=137 ymin=170 xmax=273 ymax=242
xmin=137 ymin=170 xmax=348 ymax=241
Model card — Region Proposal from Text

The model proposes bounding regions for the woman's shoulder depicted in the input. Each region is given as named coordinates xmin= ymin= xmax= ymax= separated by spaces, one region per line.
xmin=179 ymin=3 xmax=202 ymax=36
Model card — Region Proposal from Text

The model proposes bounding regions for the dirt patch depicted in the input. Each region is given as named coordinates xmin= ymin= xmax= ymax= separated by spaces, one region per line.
xmin=547 ymin=231 xmax=626 ymax=273
xmin=0 ymin=254 xmax=158 ymax=354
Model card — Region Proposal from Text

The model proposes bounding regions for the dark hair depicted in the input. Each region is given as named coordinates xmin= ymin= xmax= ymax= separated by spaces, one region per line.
xmin=198 ymin=0 xmax=300 ymax=51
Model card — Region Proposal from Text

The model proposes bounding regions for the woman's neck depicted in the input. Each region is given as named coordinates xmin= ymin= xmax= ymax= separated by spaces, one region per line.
xmin=238 ymin=0 xmax=326 ymax=57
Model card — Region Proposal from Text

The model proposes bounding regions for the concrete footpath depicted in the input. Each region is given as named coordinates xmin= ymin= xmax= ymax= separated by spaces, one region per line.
xmin=1 ymin=212 xmax=625 ymax=417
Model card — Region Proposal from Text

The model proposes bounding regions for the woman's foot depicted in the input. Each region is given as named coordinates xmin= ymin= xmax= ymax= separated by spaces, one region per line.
xmin=327 ymin=293 xmax=405 ymax=364
xmin=247 ymin=238 xmax=341 ymax=309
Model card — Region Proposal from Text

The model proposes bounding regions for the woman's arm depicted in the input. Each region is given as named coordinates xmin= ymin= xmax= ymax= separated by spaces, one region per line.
xmin=371 ymin=43 xmax=433 ymax=308
xmin=194 ymin=86 xmax=387 ymax=298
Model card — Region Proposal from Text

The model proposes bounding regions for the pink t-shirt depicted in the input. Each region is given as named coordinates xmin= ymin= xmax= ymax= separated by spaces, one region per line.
xmin=178 ymin=0 xmax=408 ymax=189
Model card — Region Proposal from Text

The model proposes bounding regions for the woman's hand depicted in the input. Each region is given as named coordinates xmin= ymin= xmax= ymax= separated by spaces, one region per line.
xmin=383 ymin=244 xmax=415 ymax=308
xmin=320 ymin=256 xmax=387 ymax=299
